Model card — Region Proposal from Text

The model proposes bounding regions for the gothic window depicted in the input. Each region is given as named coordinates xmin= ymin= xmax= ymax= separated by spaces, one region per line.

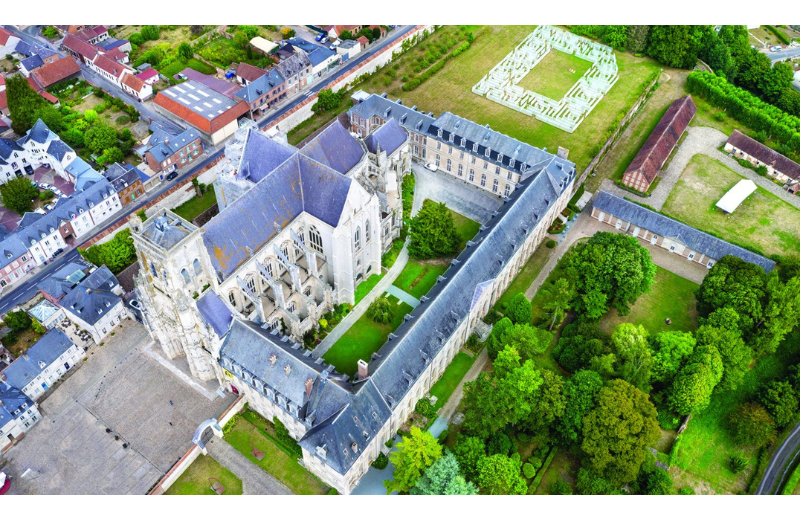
xmin=281 ymin=243 xmax=290 ymax=261
xmin=180 ymin=269 xmax=191 ymax=286
xmin=229 ymin=291 xmax=237 ymax=307
xmin=365 ymin=220 xmax=371 ymax=242
xmin=193 ymin=258 xmax=202 ymax=275
xmin=150 ymin=263 xmax=156 ymax=277
xmin=246 ymin=276 xmax=256 ymax=293
xmin=309 ymin=227 xmax=323 ymax=254
xmin=163 ymin=271 xmax=169 ymax=286
xmin=354 ymin=226 xmax=361 ymax=250
xmin=265 ymin=260 xmax=274 ymax=278
xmin=304 ymin=286 xmax=311 ymax=297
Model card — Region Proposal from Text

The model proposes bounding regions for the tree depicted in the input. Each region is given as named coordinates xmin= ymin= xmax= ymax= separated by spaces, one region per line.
xmin=610 ymin=323 xmax=652 ymax=391
xmin=550 ymin=479 xmax=573 ymax=495
xmin=505 ymin=292 xmax=532 ymax=324
xmin=311 ymin=88 xmax=344 ymax=113
xmin=280 ymin=27 xmax=295 ymax=39
xmin=487 ymin=317 xmax=514 ymax=359
xmin=5 ymin=75 xmax=50 ymax=134
xmin=4 ymin=309 xmax=32 ymax=331
xmin=233 ymin=30 xmax=250 ymax=50
xmin=372 ymin=27 xmax=382 ymax=40
xmin=503 ymin=323 xmax=551 ymax=361
xmin=359 ymin=27 xmax=376 ymax=42
xmin=384 ymin=427 xmax=442 ymax=494
xmin=339 ymin=30 xmax=354 ymax=41
xmin=760 ymin=381 xmax=799 ymax=428
xmin=452 ymin=435 xmax=486 ymax=482
xmin=79 ymin=229 xmax=137 ymax=274
xmin=541 ymin=278 xmax=575 ymax=330
xmin=177 ymin=42 xmax=193 ymax=61
xmin=695 ymin=321 xmax=751 ymax=391
xmin=668 ymin=344 xmax=723 ymax=415
xmin=730 ymin=452 xmax=749 ymax=473
xmin=754 ymin=274 xmax=800 ymax=355
xmin=626 ymin=25 xmax=651 ymax=53
xmin=140 ymin=25 xmax=160 ymax=41
xmin=729 ymin=403 xmax=777 ymax=447
xmin=475 ymin=454 xmax=527 ymax=495
xmin=581 ymin=379 xmax=660 ymax=484
xmin=101 ymin=147 xmax=124 ymax=165
xmin=486 ymin=432 xmax=512 ymax=456
xmin=84 ymin=108 xmax=98 ymax=123
xmin=85 ymin=124 xmax=118 ymax=155
xmin=408 ymin=201 xmax=460 ymax=260
xmin=566 ymin=232 xmax=656 ymax=319
xmin=366 ymin=296 xmax=395 ymax=324
xmin=650 ymin=331 xmax=696 ymax=384
xmin=0 ymin=177 xmax=40 ymax=215
xmin=522 ymin=368 xmax=566 ymax=436
xmin=411 ymin=452 xmax=477 ymax=495
xmin=635 ymin=460 xmax=674 ymax=495
xmin=557 ymin=369 xmax=604 ymax=445
xmin=695 ymin=256 xmax=767 ymax=337
xmin=554 ymin=321 xmax=608 ymax=372
xmin=646 ymin=25 xmax=709 ymax=69
xmin=601 ymin=26 xmax=628 ymax=49
xmin=575 ymin=467 xmax=618 ymax=495
xmin=759 ymin=61 xmax=794 ymax=103
xmin=62 ymin=127 xmax=85 ymax=148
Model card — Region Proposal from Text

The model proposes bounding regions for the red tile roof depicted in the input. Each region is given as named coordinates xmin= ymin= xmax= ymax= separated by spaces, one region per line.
xmin=121 ymin=73 xmax=145 ymax=93
xmin=136 ymin=68 xmax=159 ymax=82
xmin=624 ymin=95 xmax=696 ymax=185
xmin=0 ymin=28 xmax=14 ymax=46
xmin=62 ymin=33 xmax=98 ymax=60
xmin=40 ymin=91 xmax=59 ymax=104
xmin=236 ymin=62 xmax=266 ymax=83
xmin=727 ymin=130 xmax=800 ymax=181
xmin=31 ymin=56 xmax=81 ymax=89
xmin=357 ymin=36 xmax=369 ymax=46
xmin=153 ymin=92 xmax=249 ymax=134
xmin=104 ymin=47 xmax=128 ymax=63
xmin=93 ymin=54 xmax=129 ymax=78
xmin=0 ymin=90 xmax=7 ymax=111
xmin=0 ymin=75 xmax=5 ymax=86
xmin=26 ymin=76 xmax=40 ymax=91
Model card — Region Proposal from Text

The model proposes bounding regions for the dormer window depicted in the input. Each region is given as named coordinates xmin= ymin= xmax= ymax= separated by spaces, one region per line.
xmin=498 ymin=153 xmax=503 ymax=163
xmin=437 ymin=128 xmax=442 ymax=138
xmin=472 ymin=143 xmax=478 ymax=153
xmin=485 ymin=148 xmax=490 ymax=157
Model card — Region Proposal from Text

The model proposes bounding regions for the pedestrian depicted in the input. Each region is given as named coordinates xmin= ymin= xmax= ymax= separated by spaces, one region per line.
xmin=169 ymin=400 xmax=173 ymax=405
xmin=169 ymin=422 xmax=173 ymax=426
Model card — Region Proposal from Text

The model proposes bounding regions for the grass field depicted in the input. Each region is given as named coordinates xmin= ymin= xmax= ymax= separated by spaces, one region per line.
xmin=171 ymin=189 xmax=217 ymax=222
xmin=323 ymin=294 xmax=414 ymax=376
xmin=599 ymin=266 xmax=699 ymax=336
xmin=354 ymin=272 xmax=385 ymax=306
xmin=164 ymin=454 xmax=243 ymax=495
xmin=516 ymin=50 xmax=593 ymax=100
xmin=159 ymin=58 xmax=217 ymax=78
xmin=392 ymin=260 xmax=449 ymax=299
xmin=429 ymin=352 xmax=476 ymax=411
xmin=662 ymin=154 xmax=800 ymax=257
xmin=493 ymin=242 xmax=553 ymax=311
xmin=447 ymin=204 xmax=482 ymax=252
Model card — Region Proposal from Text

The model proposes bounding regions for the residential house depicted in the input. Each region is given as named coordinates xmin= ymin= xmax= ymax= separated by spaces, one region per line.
xmin=325 ymin=25 xmax=363 ymax=40
xmin=18 ymin=49 xmax=58 ymax=78
xmin=142 ymin=124 xmax=204 ymax=176
xmin=30 ymin=56 xmax=82 ymax=90
xmin=120 ymin=72 xmax=153 ymax=101
xmin=357 ymin=36 xmax=370 ymax=50
xmin=62 ymin=33 xmax=99 ymax=64
xmin=337 ymin=40 xmax=361 ymax=60
xmin=0 ymin=28 xmax=21 ymax=57
xmin=235 ymin=62 xmax=266 ymax=86
xmin=37 ymin=260 xmax=94 ymax=304
xmin=136 ymin=68 xmax=159 ymax=85
xmin=0 ymin=235 xmax=36 ymax=288
xmin=233 ymin=68 xmax=286 ymax=117
xmin=621 ymin=95 xmax=696 ymax=193
xmin=725 ymin=130 xmax=800 ymax=189
xmin=0 ymin=329 xmax=81 ymax=401
xmin=58 ymin=266 xmax=128 ymax=343
xmin=103 ymin=162 xmax=145 ymax=205
xmin=284 ymin=38 xmax=340 ymax=80
xmin=275 ymin=51 xmax=312 ymax=95
xmin=0 ymin=381 xmax=41 ymax=454
xmin=28 ymin=299 xmax=64 ymax=330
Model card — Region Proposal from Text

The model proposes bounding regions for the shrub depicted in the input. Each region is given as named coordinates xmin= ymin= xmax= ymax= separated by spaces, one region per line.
xmin=4 ymin=310 xmax=32 ymax=331
xmin=730 ymin=452 xmax=749 ymax=473
xmin=527 ymin=456 xmax=543 ymax=470
xmin=222 ymin=415 xmax=238 ymax=434
xmin=505 ymin=293 xmax=533 ymax=324
xmin=39 ymin=190 xmax=54 ymax=200
xmin=523 ymin=463 xmax=537 ymax=479
xmin=273 ymin=417 xmax=302 ymax=456
xmin=487 ymin=432 xmax=512 ymax=456
xmin=437 ymin=429 xmax=449 ymax=443
xmin=679 ymin=486 xmax=695 ymax=495
xmin=366 ymin=296 xmax=395 ymax=324
xmin=545 ymin=239 xmax=557 ymax=249
xmin=550 ymin=479 xmax=573 ymax=495
xmin=728 ymin=402 xmax=777 ymax=447
xmin=414 ymin=398 xmax=435 ymax=419
xmin=372 ymin=453 xmax=389 ymax=470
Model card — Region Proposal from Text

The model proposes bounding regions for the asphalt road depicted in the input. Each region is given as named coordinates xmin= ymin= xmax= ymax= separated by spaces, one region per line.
xmin=0 ymin=25 xmax=416 ymax=313
xmin=757 ymin=422 xmax=800 ymax=494
xmin=764 ymin=46 xmax=800 ymax=63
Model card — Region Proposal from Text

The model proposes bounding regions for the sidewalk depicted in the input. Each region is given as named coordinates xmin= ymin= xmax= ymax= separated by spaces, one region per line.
xmin=207 ymin=438 xmax=292 ymax=495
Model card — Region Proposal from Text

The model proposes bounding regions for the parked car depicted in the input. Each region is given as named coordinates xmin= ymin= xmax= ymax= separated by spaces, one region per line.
xmin=166 ymin=172 xmax=179 ymax=181
xmin=44 ymin=203 xmax=54 ymax=211
xmin=320 ymin=36 xmax=328 ymax=44
xmin=40 ymin=183 xmax=52 ymax=190
xmin=315 ymin=32 xmax=325 ymax=42
xmin=770 ymin=46 xmax=782 ymax=52
xmin=425 ymin=163 xmax=438 ymax=172
xmin=52 ymin=188 xmax=63 ymax=197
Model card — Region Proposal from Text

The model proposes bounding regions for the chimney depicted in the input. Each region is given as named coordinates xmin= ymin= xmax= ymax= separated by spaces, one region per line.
xmin=269 ymin=354 xmax=277 ymax=367
xmin=305 ymin=377 xmax=313 ymax=397
xmin=357 ymin=359 xmax=368 ymax=380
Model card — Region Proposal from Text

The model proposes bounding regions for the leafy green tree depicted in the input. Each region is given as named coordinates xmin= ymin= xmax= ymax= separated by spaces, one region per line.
xmin=452 ymin=435 xmax=486 ymax=482
xmin=566 ymin=232 xmax=656 ymax=319
xmin=557 ymin=369 xmax=604 ymax=445
xmin=339 ymin=30 xmax=354 ymax=40
xmin=5 ymin=75 xmax=50 ymax=134
xmin=760 ymin=381 xmax=799 ymax=428
xmin=759 ymin=61 xmax=794 ymax=103
xmin=101 ymin=146 xmax=124 ymax=165
xmin=650 ymin=331 xmax=696 ymax=384
xmin=610 ymin=323 xmax=652 ymax=391
xmin=635 ymin=459 xmax=674 ymax=495
xmin=554 ymin=321 xmax=608 ymax=372
xmin=754 ymin=274 xmax=800 ymax=355
xmin=486 ymin=317 xmax=514 ymax=359
xmin=385 ymin=427 xmax=442 ymax=494
xmin=601 ymin=25 xmax=629 ymax=49
xmin=668 ymin=344 xmax=723 ymax=415
xmin=0 ymin=177 xmax=40 ymax=215
xmin=84 ymin=109 xmax=98 ymax=123
xmin=729 ymin=452 xmax=749 ymax=473
xmin=522 ymin=368 xmax=566 ymax=436
xmin=408 ymin=201 xmax=460 ymax=260
xmin=85 ymin=124 xmax=118 ymax=155
xmin=79 ymin=229 xmax=137 ymax=273
xmin=4 ymin=310 xmax=32 ymax=331
xmin=475 ymin=454 xmax=527 ymax=495
xmin=550 ymin=479 xmax=573 ymax=494
xmin=695 ymin=256 xmax=767 ymax=337
xmin=575 ymin=467 xmax=619 ymax=495
xmin=581 ymin=379 xmax=660 ymax=484
xmin=541 ymin=278 xmax=575 ymax=330
xmin=233 ymin=30 xmax=250 ymax=50
xmin=505 ymin=292 xmax=532 ymax=324
xmin=366 ymin=296 xmax=395 ymax=324
xmin=695 ymin=322 xmax=751 ymax=391
xmin=646 ymin=25 xmax=709 ymax=69
xmin=728 ymin=402 xmax=777 ymax=447
xmin=140 ymin=25 xmax=160 ymax=41
xmin=311 ymin=88 xmax=344 ymax=113
xmin=177 ymin=42 xmax=193 ymax=61
xmin=486 ymin=432 xmax=512 ymax=456
xmin=411 ymin=452 xmax=477 ymax=495
xmin=62 ymin=127 xmax=85 ymax=148
xmin=626 ymin=25 xmax=651 ymax=53
xmin=33 ymin=106 xmax=63 ymax=133
xmin=372 ymin=27 xmax=382 ymax=40
xmin=503 ymin=323 xmax=551 ymax=361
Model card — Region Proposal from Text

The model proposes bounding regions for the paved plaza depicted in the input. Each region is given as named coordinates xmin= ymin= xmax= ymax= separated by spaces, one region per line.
xmin=411 ymin=164 xmax=502 ymax=223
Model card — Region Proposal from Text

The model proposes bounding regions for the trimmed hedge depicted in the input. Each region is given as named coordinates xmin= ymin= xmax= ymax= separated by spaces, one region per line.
xmin=765 ymin=26 xmax=790 ymax=45
xmin=527 ymin=447 xmax=557 ymax=494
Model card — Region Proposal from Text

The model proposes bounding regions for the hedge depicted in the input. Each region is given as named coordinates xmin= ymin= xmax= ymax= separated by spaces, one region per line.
xmin=402 ymin=40 xmax=471 ymax=92
xmin=765 ymin=26 xmax=790 ymax=45
xmin=527 ymin=446 xmax=557 ymax=494
xmin=781 ymin=462 xmax=800 ymax=494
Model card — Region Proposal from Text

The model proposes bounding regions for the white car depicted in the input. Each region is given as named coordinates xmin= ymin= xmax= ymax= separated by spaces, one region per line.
xmin=424 ymin=163 xmax=438 ymax=172
xmin=770 ymin=46 xmax=782 ymax=52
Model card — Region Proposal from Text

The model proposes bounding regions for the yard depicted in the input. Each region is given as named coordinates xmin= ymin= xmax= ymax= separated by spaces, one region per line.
xmin=599 ymin=266 xmax=699 ymax=336
xmin=392 ymin=260 xmax=449 ymax=299
xmin=516 ymin=50 xmax=593 ymax=101
xmin=171 ymin=189 xmax=218 ymax=222
xmin=662 ymin=154 xmax=800 ymax=257
xmin=164 ymin=454 xmax=243 ymax=495
xmin=354 ymin=273 xmax=385 ymax=306
xmin=322 ymin=294 xmax=414 ymax=377
xmin=429 ymin=352 xmax=476 ymax=411
xmin=1 ymin=328 xmax=45 ymax=358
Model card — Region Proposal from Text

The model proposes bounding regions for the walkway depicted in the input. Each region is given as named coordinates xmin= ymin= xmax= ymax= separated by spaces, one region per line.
xmin=385 ymin=284 xmax=420 ymax=308
xmin=411 ymin=163 xmax=503 ymax=223
xmin=206 ymin=438 xmax=292 ymax=495
xmin=438 ymin=348 xmax=490 ymax=422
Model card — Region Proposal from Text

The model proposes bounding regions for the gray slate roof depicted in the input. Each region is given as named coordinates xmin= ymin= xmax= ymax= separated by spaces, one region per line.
xmin=349 ymin=94 xmax=435 ymax=135
xmin=58 ymin=266 xmax=122 ymax=326
xmin=37 ymin=260 xmax=90 ymax=299
xmin=300 ymin=120 xmax=364 ymax=175
xmin=145 ymin=126 xmax=201 ymax=162
xmin=0 ymin=137 xmax=24 ymax=160
xmin=0 ymin=234 xmax=30 ymax=270
xmin=0 ymin=382 xmax=34 ymax=430
xmin=593 ymin=191 xmax=776 ymax=272
xmin=46 ymin=139 xmax=74 ymax=162
xmin=364 ymin=117 xmax=407 ymax=156
xmin=103 ymin=162 xmax=141 ymax=192
xmin=233 ymin=68 xmax=285 ymax=104
xmin=20 ymin=54 xmax=44 ymax=72
xmin=140 ymin=214 xmax=195 ymax=251
xmin=235 ymin=129 xmax=296 ymax=184
xmin=2 ymin=329 xmax=75 ymax=390
xmin=196 ymin=291 xmax=234 ymax=337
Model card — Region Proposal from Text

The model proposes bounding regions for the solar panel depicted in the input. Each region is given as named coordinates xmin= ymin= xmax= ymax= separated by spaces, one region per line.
xmin=175 ymin=86 xmax=186 ymax=93
xmin=194 ymin=106 xmax=204 ymax=112
xmin=212 ymin=98 xmax=221 ymax=104
xmin=184 ymin=83 xmax=195 ymax=89
xmin=165 ymin=90 xmax=177 ymax=97
xmin=178 ymin=97 xmax=189 ymax=103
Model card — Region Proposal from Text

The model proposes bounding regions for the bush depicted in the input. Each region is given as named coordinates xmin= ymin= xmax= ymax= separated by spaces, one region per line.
xmin=527 ymin=456 xmax=543 ymax=470
xmin=523 ymin=463 xmax=537 ymax=479
xmin=545 ymin=239 xmax=557 ymax=249
xmin=505 ymin=293 xmax=533 ymax=324
xmin=366 ymin=296 xmax=395 ymax=324
xmin=39 ymin=190 xmax=54 ymax=200
xmin=222 ymin=415 xmax=238 ymax=434
xmin=679 ymin=485 xmax=695 ymax=495
xmin=414 ymin=398 xmax=436 ymax=419
xmin=4 ymin=309 xmax=32 ymax=332
xmin=730 ymin=452 xmax=749 ymax=473
xmin=437 ymin=429 xmax=449 ymax=444
xmin=273 ymin=417 xmax=302 ymax=456
xmin=487 ymin=432 xmax=512 ymax=456
xmin=728 ymin=402 xmax=777 ymax=447
xmin=372 ymin=453 xmax=389 ymax=469
xmin=550 ymin=479 xmax=573 ymax=495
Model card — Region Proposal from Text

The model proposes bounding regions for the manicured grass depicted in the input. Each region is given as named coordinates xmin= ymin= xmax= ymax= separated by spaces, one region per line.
xmin=160 ymin=58 xmax=217 ymax=78
xmin=662 ymin=154 xmax=800 ymax=257
xmin=354 ymin=272 xmax=385 ymax=306
xmin=323 ymin=294 xmax=414 ymax=377
xmin=392 ymin=260 xmax=449 ymax=299
xmin=225 ymin=418 xmax=328 ymax=494
xmin=164 ymin=454 xmax=243 ymax=495
xmin=171 ymin=189 xmax=217 ymax=222
xmin=516 ymin=50 xmax=593 ymax=100
xmin=599 ymin=266 xmax=699 ymax=336
xmin=493 ymin=241 xmax=552 ymax=311
xmin=674 ymin=331 xmax=800 ymax=494
xmin=429 ymin=352 xmax=476 ymax=411
xmin=447 ymin=204 xmax=481 ymax=252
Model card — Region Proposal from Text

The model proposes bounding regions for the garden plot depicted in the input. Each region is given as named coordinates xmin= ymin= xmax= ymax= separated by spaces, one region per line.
xmin=473 ymin=25 xmax=619 ymax=133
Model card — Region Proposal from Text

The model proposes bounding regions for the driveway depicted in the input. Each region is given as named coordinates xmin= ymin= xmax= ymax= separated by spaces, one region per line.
xmin=411 ymin=163 xmax=503 ymax=223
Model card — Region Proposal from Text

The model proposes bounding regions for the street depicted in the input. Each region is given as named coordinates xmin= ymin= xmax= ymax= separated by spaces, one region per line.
xmin=0 ymin=25 xmax=416 ymax=314
xmin=764 ymin=45 xmax=800 ymax=63
xmin=757 ymin=422 xmax=800 ymax=494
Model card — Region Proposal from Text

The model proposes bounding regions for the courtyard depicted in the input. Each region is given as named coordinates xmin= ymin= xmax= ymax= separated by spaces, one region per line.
xmin=516 ymin=50 xmax=593 ymax=101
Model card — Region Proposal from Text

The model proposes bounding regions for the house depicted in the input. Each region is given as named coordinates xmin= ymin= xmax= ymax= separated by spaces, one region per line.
xmin=0 ymin=28 xmax=21 ymax=57
xmin=18 ymin=53 xmax=57 ymax=78
xmin=284 ymin=38 xmax=340 ymax=80
xmin=0 ymin=329 xmax=81 ymax=401
xmin=275 ymin=51 xmax=312 ymax=95
xmin=337 ymin=40 xmax=361 ymax=60
xmin=102 ymin=162 xmax=145 ymax=205
xmin=0 ymin=381 xmax=41 ymax=454
xmin=57 ymin=266 xmax=128 ymax=343
xmin=96 ymin=38 xmax=131 ymax=55
xmin=37 ymin=259 xmax=94 ymax=304
xmin=152 ymin=81 xmax=249 ymax=145
xmin=62 ymin=33 xmax=99 ymax=64
xmin=235 ymin=62 xmax=266 ymax=86
xmin=591 ymin=190 xmax=775 ymax=272
xmin=357 ymin=36 xmax=370 ymax=49
xmin=28 ymin=299 xmax=64 ymax=330
xmin=30 ymin=56 xmax=82 ymax=90
xmin=0 ymin=235 xmax=36 ymax=288
xmin=621 ymin=96 xmax=696 ymax=193
xmin=724 ymin=129 xmax=800 ymax=187
xmin=120 ymin=72 xmax=153 ymax=101
xmin=142 ymin=123 xmax=204 ymax=175
xmin=136 ymin=68 xmax=159 ymax=85
xmin=233 ymin=68 xmax=286 ymax=117
xmin=325 ymin=25 xmax=363 ymax=40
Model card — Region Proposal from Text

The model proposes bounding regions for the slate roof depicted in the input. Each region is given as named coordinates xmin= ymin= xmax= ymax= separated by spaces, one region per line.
xmin=624 ymin=96 xmax=696 ymax=184
xmin=46 ymin=139 xmax=75 ymax=162
xmin=0 ymin=382 xmax=34 ymax=430
xmin=0 ymin=235 xmax=29 ymax=270
xmin=300 ymin=120 xmax=364 ymax=174
xmin=233 ymin=68 xmax=284 ymax=103
xmin=140 ymin=214 xmax=195 ymax=251
xmin=0 ymin=137 xmax=24 ymax=160
xmin=37 ymin=260 xmax=90 ymax=300
xmin=58 ymin=266 xmax=122 ymax=326
xmin=196 ymin=291 xmax=234 ymax=337
xmin=727 ymin=130 xmax=800 ymax=181
xmin=31 ymin=56 xmax=81 ymax=89
xmin=97 ymin=38 xmax=127 ymax=51
xmin=593 ymin=190 xmax=776 ymax=272
xmin=275 ymin=51 xmax=311 ymax=79
xmin=20 ymin=54 xmax=44 ymax=72
xmin=234 ymin=128 xmax=296 ymax=183
xmin=103 ymin=162 xmax=141 ymax=192
xmin=145 ymin=126 xmax=201 ymax=162
xmin=25 ymin=118 xmax=58 ymax=145
xmin=1 ymin=329 xmax=75 ymax=390
xmin=363 ymin=118 xmax=407 ymax=156
xmin=285 ymin=37 xmax=337 ymax=68
xmin=349 ymin=94 xmax=434 ymax=135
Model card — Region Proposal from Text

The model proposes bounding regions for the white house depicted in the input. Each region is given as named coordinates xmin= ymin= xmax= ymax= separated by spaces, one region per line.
xmin=1 ymin=329 xmax=81 ymax=401
xmin=0 ymin=381 xmax=41 ymax=454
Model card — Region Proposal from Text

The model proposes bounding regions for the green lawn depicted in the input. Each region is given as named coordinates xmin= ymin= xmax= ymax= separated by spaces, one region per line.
xmin=354 ymin=272 xmax=385 ymax=306
xmin=323 ymin=294 xmax=414 ymax=377
xmin=448 ymin=205 xmax=482 ymax=252
xmin=225 ymin=418 xmax=328 ymax=494
xmin=675 ymin=331 xmax=800 ymax=494
xmin=516 ymin=50 xmax=593 ymax=100
xmin=599 ymin=266 xmax=699 ymax=336
xmin=164 ymin=454 xmax=243 ymax=495
xmin=160 ymin=58 xmax=216 ymax=78
xmin=493 ymin=241 xmax=552 ymax=311
xmin=171 ymin=189 xmax=217 ymax=222
xmin=392 ymin=260 xmax=449 ymax=299
xmin=429 ymin=352 xmax=476 ymax=411
xmin=662 ymin=154 xmax=800 ymax=257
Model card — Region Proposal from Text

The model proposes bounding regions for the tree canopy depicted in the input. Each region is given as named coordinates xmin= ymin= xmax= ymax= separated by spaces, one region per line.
xmin=557 ymin=369 xmax=604 ymax=445
xmin=475 ymin=454 xmax=527 ymax=495
xmin=0 ymin=176 xmax=39 ymax=215
xmin=728 ymin=402 xmax=777 ymax=447
xmin=384 ymin=426 xmax=442 ymax=494
xmin=408 ymin=201 xmax=460 ymax=259
xmin=411 ymin=452 xmax=478 ymax=495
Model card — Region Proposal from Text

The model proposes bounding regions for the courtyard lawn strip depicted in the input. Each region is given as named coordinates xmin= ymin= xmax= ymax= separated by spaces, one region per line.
xmin=225 ymin=418 xmax=329 ymax=494
xmin=354 ymin=272 xmax=385 ymax=306
xmin=322 ymin=294 xmax=414 ymax=377
xmin=392 ymin=260 xmax=449 ymax=300
xmin=661 ymin=154 xmax=800 ymax=257
xmin=171 ymin=189 xmax=217 ymax=222
xmin=164 ymin=453 xmax=243 ymax=495
xmin=515 ymin=49 xmax=593 ymax=101
xmin=493 ymin=241 xmax=551 ymax=311
xmin=429 ymin=352 xmax=476 ymax=411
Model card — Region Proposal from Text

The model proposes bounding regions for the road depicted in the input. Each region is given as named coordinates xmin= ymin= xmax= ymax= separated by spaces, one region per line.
xmin=0 ymin=25 xmax=417 ymax=313
xmin=757 ymin=422 xmax=800 ymax=494
xmin=763 ymin=45 xmax=800 ymax=63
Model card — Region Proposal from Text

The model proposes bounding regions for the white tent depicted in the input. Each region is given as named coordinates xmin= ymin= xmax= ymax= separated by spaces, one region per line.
xmin=250 ymin=37 xmax=278 ymax=55
xmin=716 ymin=179 xmax=757 ymax=213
